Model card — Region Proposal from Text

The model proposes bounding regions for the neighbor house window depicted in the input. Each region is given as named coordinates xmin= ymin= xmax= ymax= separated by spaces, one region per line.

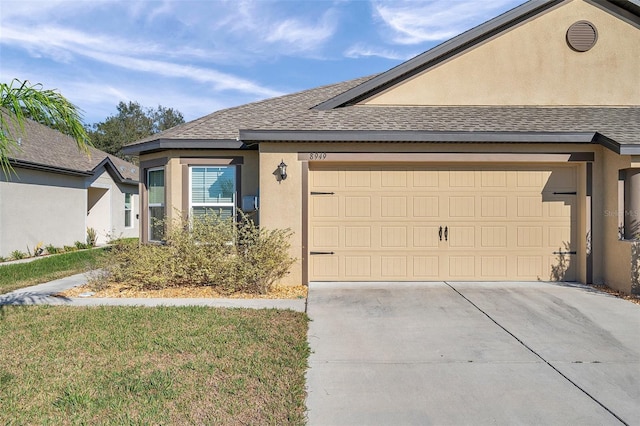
xmin=189 ymin=166 xmax=236 ymax=220
xmin=621 ymin=169 xmax=640 ymax=240
xmin=148 ymin=168 xmax=165 ymax=241
xmin=124 ymin=193 xmax=133 ymax=228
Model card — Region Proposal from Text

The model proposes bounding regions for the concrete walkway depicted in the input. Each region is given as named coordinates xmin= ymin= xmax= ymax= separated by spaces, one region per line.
xmin=0 ymin=272 xmax=306 ymax=311
xmin=306 ymin=281 xmax=640 ymax=426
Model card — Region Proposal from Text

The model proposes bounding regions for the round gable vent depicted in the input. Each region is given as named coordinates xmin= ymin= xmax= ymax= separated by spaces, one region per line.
xmin=566 ymin=21 xmax=598 ymax=52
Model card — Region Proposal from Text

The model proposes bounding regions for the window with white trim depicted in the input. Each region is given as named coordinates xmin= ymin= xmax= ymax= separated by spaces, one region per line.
xmin=124 ymin=193 xmax=133 ymax=228
xmin=147 ymin=167 xmax=165 ymax=241
xmin=189 ymin=166 xmax=236 ymax=220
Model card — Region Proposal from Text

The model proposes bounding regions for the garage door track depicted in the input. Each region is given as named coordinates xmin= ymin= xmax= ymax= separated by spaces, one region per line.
xmin=305 ymin=281 xmax=640 ymax=425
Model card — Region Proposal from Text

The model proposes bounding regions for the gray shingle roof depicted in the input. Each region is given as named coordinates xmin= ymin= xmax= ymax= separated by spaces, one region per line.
xmin=3 ymin=112 xmax=138 ymax=181
xmin=129 ymin=75 xmax=376 ymax=145
xmin=126 ymin=77 xmax=639 ymax=147
xmin=245 ymin=105 xmax=640 ymax=145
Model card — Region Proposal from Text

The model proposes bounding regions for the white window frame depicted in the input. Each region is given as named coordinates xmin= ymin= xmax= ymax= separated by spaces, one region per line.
xmin=188 ymin=165 xmax=236 ymax=220
xmin=147 ymin=167 xmax=165 ymax=242
xmin=124 ymin=193 xmax=133 ymax=229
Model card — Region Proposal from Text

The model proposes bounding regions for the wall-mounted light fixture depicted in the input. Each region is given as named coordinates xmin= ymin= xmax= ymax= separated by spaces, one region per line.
xmin=278 ymin=160 xmax=288 ymax=181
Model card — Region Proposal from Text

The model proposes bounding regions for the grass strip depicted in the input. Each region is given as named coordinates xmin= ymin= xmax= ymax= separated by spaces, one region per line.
xmin=0 ymin=248 xmax=106 ymax=294
xmin=0 ymin=305 xmax=309 ymax=425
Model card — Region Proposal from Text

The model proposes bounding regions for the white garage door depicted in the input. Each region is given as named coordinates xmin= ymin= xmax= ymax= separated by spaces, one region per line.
xmin=308 ymin=164 xmax=577 ymax=281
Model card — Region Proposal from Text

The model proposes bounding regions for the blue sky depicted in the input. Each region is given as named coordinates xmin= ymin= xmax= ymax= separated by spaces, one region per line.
xmin=1 ymin=0 xmax=526 ymax=125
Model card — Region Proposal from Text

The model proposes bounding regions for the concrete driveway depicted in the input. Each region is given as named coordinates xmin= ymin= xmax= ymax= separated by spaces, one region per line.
xmin=305 ymin=281 xmax=640 ymax=425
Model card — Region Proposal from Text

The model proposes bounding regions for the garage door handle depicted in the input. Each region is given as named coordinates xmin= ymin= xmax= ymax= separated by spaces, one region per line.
xmin=310 ymin=251 xmax=335 ymax=255
xmin=444 ymin=226 xmax=448 ymax=241
xmin=439 ymin=226 xmax=443 ymax=241
xmin=553 ymin=251 xmax=576 ymax=255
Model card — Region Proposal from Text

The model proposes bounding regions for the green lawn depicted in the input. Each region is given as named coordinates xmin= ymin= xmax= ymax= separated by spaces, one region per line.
xmin=0 ymin=248 xmax=106 ymax=294
xmin=0 ymin=305 xmax=309 ymax=425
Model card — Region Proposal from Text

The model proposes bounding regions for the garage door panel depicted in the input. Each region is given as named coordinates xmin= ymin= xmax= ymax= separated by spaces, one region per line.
xmin=449 ymin=256 xmax=475 ymax=277
xmin=344 ymin=256 xmax=372 ymax=278
xmin=517 ymin=226 xmax=544 ymax=248
xmin=312 ymin=256 xmax=339 ymax=278
xmin=309 ymin=165 xmax=578 ymax=282
xmin=381 ymin=256 xmax=407 ymax=277
xmin=518 ymin=197 xmax=544 ymax=217
xmin=345 ymin=226 xmax=372 ymax=248
xmin=381 ymin=197 xmax=407 ymax=217
xmin=481 ymin=171 xmax=508 ymax=187
xmin=413 ymin=197 xmax=440 ymax=217
xmin=481 ymin=196 xmax=508 ymax=217
xmin=381 ymin=169 xmax=408 ymax=187
xmin=547 ymin=199 xmax=574 ymax=217
xmin=345 ymin=196 xmax=371 ymax=217
xmin=413 ymin=170 xmax=440 ymax=187
xmin=312 ymin=196 xmax=339 ymax=217
xmin=313 ymin=226 xmax=339 ymax=248
xmin=344 ymin=168 xmax=372 ymax=187
xmin=548 ymin=225 xmax=574 ymax=249
xmin=413 ymin=226 xmax=440 ymax=247
xmin=449 ymin=197 xmax=475 ymax=217
xmin=480 ymin=256 xmax=508 ymax=278
xmin=448 ymin=170 xmax=476 ymax=187
xmin=448 ymin=226 xmax=475 ymax=248
xmin=413 ymin=256 xmax=440 ymax=277
xmin=312 ymin=169 xmax=340 ymax=188
xmin=517 ymin=256 xmax=544 ymax=278
xmin=481 ymin=226 xmax=508 ymax=248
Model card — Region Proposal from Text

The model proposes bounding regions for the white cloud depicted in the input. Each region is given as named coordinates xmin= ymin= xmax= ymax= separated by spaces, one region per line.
xmin=83 ymin=50 xmax=284 ymax=98
xmin=196 ymin=1 xmax=340 ymax=55
xmin=68 ymin=81 xmax=229 ymax=122
xmin=344 ymin=43 xmax=414 ymax=61
xmin=264 ymin=11 xmax=338 ymax=52
xmin=0 ymin=24 xmax=282 ymax=98
xmin=373 ymin=0 xmax=522 ymax=44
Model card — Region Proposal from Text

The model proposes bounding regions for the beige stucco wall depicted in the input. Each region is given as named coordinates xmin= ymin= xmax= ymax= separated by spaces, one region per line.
xmin=0 ymin=168 xmax=86 ymax=257
xmin=599 ymin=148 xmax=634 ymax=292
xmin=364 ymin=0 xmax=640 ymax=106
xmin=259 ymin=145 xmax=305 ymax=285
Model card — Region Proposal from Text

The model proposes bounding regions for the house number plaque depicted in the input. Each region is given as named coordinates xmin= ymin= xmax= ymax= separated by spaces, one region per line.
xmin=308 ymin=152 xmax=327 ymax=160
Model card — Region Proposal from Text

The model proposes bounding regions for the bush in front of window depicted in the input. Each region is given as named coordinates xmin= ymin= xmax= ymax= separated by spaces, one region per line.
xmin=99 ymin=212 xmax=295 ymax=295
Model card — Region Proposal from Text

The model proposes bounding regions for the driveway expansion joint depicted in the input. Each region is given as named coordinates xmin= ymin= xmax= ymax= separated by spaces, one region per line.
xmin=444 ymin=281 xmax=630 ymax=426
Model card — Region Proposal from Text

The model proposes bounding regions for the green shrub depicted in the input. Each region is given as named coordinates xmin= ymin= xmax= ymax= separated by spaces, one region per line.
xmin=10 ymin=250 xmax=26 ymax=260
xmin=63 ymin=245 xmax=77 ymax=252
xmin=45 ymin=244 xmax=60 ymax=255
xmin=100 ymin=213 xmax=295 ymax=294
xmin=74 ymin=241 xmax=90 ymax=250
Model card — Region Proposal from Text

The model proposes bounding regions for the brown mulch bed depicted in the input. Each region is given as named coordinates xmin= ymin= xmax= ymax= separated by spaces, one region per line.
xmin=587 ymin=284 xmax=640 ymax=305
xmin=60 ymin=281 xmax=637 ymax=305
xmin=60 ymin=282 xmax=307 ymax=299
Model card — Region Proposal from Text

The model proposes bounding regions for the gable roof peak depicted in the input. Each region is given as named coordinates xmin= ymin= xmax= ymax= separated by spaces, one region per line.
xmin=315 ymin=0 xmax=639 ymax=111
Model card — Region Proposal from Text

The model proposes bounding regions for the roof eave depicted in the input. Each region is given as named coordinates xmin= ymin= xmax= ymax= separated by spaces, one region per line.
xmin=122 ymin=138 xmax=253 ymax=155
xmin=587 ymin=0 xmax=640 ymax=28
xmin=239 ymin=129 xmax=599 ymax=143
xmin=92 ymin=157 xmax=139 ymax=184
xmin=8 ymin=159 xmax=93 ymax=177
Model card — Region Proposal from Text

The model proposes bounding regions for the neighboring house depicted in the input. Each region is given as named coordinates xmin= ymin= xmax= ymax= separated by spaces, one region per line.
xmin=0 ymin=114 xmax=139 ymax=257
xmin=124 ymin=0 xmax=640 ymax=293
